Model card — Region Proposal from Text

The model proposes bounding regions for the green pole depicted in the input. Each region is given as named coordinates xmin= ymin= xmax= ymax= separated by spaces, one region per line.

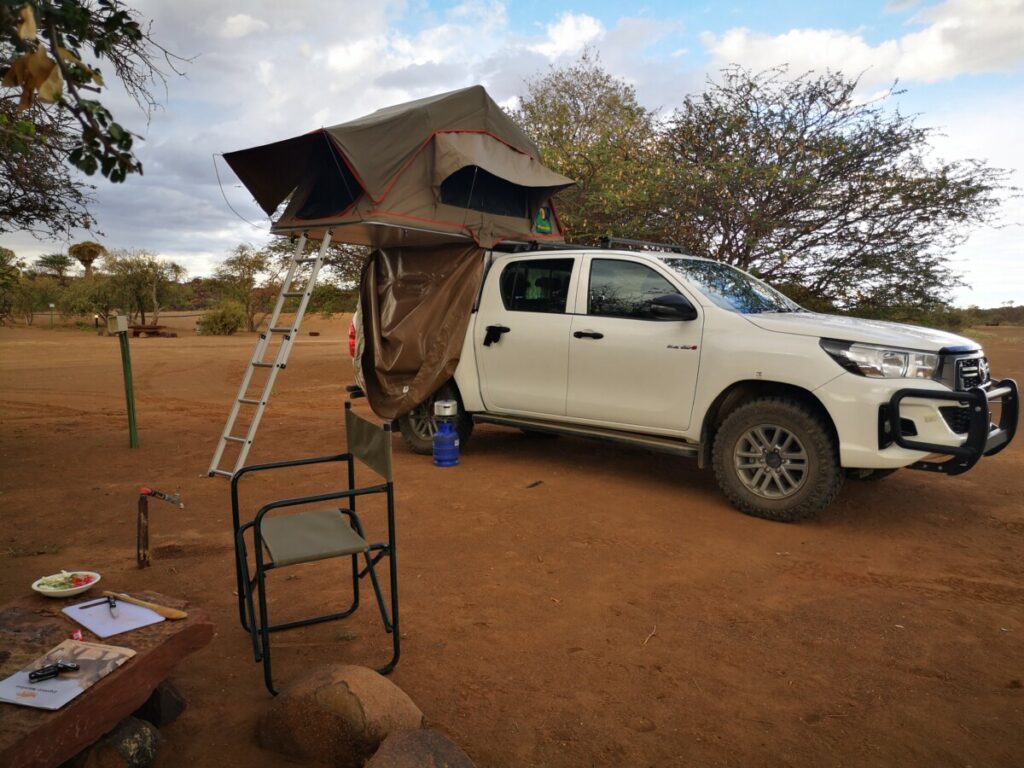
xmin=118 ymin=331 xmax=139 ymax=448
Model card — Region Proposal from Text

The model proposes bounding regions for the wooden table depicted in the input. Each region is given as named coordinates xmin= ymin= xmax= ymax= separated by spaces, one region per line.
xmin=0 ymin=592 xmax=213 ymax=768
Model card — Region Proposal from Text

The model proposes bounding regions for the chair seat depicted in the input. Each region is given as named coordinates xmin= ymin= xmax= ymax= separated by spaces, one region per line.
xmin=261 ymin=509 xmax=369 ymax=567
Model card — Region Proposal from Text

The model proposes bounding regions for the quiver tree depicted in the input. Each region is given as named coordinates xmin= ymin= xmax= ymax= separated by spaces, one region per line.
xmin=69 ymin=240 xmax=105 ymax=278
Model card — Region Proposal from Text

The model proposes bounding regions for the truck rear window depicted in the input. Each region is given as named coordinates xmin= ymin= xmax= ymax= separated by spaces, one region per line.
xmin=499 ymin=258 xmax=573 ymax=314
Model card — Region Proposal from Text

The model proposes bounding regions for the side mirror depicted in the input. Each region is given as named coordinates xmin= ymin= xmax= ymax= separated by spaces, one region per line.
xmin=650 ymin=293 xmax=698 ymax=321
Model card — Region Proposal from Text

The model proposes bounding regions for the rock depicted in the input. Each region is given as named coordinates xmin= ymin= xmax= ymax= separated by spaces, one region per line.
xmin=81 ymin=717 xmax=162 ymax=768
xmin=365 ymin=728 xmax=476 ymax=768
xmin=259 ymin=664 xmax=423 ymax=767
xmin=133 ymin=680 xmax=186 ymax=727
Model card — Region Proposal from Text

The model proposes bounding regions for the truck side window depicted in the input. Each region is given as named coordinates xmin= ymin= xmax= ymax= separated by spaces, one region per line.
xmin=588 ymin=259 xmax=680 ymax=319
xmin=499 ymin=258 xmax=574 ymax=314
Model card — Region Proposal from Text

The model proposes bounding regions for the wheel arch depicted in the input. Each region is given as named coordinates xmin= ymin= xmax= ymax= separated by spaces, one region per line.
xmin=698 ymin=380 xmax=839 ymax=468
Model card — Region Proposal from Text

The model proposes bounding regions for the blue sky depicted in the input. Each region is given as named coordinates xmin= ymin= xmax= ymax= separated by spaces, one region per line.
xmin=2 ymin=0 xmax=1021 ymax=307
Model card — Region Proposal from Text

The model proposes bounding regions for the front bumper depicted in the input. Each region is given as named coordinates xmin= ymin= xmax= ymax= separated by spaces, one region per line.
xmin=888 ymin=378 xmax=1019 ymax=475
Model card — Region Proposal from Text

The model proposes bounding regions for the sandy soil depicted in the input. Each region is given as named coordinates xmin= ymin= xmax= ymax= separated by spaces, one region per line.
xmin=0 ymin=317 xmax=1021 ymax=767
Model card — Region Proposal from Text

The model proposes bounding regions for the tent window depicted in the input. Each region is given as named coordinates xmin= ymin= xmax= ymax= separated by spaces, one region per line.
xmin=440 ymin=165 xmax=530 ymax=218
xmin=296 ymin=139 xmax=362 ymax=220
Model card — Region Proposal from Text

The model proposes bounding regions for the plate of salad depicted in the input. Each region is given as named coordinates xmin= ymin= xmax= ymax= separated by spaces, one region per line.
xmin=31 ymin=570 xmax=101 ymax=597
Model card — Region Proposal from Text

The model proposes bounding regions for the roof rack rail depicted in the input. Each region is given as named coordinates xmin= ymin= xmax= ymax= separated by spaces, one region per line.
xmin=598 ymin=236 xmax=691 ymax=255
xmin=494 ymin=237 xmax=695 ymax=256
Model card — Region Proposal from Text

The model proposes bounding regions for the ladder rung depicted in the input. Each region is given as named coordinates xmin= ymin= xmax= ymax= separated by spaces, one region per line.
xmin=209 ymin=229 xmax=331 ymax=479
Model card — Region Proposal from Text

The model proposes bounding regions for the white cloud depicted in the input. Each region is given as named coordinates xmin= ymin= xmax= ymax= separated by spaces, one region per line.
xmin=702 ymin=0 xmax=1024 ymax=86
xmin=529 ymin=12 xmax=604 ymax=59
xmin=219 ymin=14 xmax=269 ymax=40
xmin=2 ymin=0 xmax=1020 ymax=307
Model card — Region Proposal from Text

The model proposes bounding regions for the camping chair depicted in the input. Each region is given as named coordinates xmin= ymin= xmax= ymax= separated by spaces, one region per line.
xmin=231 ymin=402 xmax=399 ymax=695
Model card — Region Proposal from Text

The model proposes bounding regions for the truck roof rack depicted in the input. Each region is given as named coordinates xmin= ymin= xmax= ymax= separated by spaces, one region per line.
xmin=495 ymin=236 xmax=695 ymax=256
xmin=598 ymin=236 xmax=692 ymax=255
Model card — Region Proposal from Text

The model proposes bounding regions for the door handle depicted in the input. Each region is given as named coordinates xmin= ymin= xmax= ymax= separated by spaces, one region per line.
xmin=483 ymin=325 xmax=511 ymax=346
xmin=573 ymin=330 xmax=604 ymax=340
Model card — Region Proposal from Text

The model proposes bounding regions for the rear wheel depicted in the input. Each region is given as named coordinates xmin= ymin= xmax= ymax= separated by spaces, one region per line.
xmin=712 ymin=397 xmax=843 ymax=522
xmin=398 ymin=383 xmax=473 ymax=455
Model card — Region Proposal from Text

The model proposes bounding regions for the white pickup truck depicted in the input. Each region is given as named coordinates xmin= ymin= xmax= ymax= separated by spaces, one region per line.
xmin=352 ymin=246 xmax=1018 ymax=522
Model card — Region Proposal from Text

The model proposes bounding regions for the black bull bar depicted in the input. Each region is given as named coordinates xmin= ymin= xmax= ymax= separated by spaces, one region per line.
xmin=889 ymin=378 xmax=1018 ymax=475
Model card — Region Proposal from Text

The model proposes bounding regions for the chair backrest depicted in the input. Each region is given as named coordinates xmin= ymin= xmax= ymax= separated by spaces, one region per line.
xmin=345 ymin=403 xmax=393 ymax=481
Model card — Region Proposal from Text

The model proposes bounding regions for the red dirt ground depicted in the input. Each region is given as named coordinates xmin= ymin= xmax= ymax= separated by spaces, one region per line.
xmin=0 ymin=317 xmax=1021 ymax=767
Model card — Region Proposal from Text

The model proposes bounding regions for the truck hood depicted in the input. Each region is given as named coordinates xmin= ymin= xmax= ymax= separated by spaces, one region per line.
xmin=743 ymin=312 xmax=980 ymax=352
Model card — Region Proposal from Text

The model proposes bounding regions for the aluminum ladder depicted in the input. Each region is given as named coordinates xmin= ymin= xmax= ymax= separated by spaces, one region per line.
xmin=208 ymin=230 xmax=333 ymax=478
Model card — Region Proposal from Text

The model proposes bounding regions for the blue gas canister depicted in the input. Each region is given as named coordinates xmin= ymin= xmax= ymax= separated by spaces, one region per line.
xmin=432 ymin=399 xmax=460 ymax=467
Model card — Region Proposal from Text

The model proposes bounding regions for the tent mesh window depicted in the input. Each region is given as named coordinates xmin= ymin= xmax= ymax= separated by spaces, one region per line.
xmin=440 ymin=165 xmax=530 ymax=219
xmin=296 ymin=138 xmax=362 ymax=220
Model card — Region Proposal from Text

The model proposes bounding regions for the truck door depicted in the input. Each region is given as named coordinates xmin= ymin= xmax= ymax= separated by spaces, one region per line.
xmin=566 ymin=256 xmax=703 ymax=432
xmin=475 ymin=255 xmax=578 ymax=416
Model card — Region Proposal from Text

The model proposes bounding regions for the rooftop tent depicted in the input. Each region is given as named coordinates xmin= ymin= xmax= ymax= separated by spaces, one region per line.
xmin=222 ymin=86 xmax=576 ymax=419
xmin=223 ymin=85 xmax=574 ymax=249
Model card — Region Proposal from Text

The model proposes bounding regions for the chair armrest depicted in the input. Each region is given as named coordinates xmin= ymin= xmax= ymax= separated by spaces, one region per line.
xmin=231 ymin=454 xmax=353 ymax=533
xmin=253 ymin=484 xmax=389 ymax=529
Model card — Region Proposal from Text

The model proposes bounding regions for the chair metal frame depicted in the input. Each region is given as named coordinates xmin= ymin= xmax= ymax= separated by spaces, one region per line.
xmin=230 ymin=405 xmax=399 ymax=694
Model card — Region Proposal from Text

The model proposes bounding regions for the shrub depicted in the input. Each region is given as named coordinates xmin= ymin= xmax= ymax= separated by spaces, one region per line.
xmin=197 ymin=301 xmax=247 ymax=335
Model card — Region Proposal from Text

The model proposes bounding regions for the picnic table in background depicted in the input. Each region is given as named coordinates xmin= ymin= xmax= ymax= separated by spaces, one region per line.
xmin=0 ymin=591 xmax=212 ymax=768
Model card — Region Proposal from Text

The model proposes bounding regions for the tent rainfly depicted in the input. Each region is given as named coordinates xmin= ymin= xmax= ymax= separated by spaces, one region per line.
xmin=223 ymin=85 xmax=575 ymax=249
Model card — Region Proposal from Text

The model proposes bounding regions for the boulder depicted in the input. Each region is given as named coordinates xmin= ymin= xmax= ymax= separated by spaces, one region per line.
xmin=81 ymin=717 xmax=162 ymax=768
xmin=133 ymin=680 xmax=186 ymax=727
xmin=259 ymin=664 xmax=423 ymax=767
xmin=365 ymin=728 xmax=476 ymax=768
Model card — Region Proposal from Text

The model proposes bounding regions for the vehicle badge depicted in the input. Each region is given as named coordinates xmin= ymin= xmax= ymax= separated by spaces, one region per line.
xmin=978 ymin=357 xmax=990 ymax=382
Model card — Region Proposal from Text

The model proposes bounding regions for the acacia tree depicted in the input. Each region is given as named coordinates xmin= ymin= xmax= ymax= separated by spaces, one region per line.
xmin=215 ymin=244 xmax=282 ymax=332
xmin=658 ymin=66 xmax=1009 ymax=312
xmin=514 ymin=50 xmax=665 ymax=244
xmin=105 ymin=249 xmax=183 ymax=324
xmin=1 ymin=2 xmax=184 ymax=236
xmin=0 ymin=244 xmax=19 ymax=323
xmin=35 ymin=250 xmax=72 ymax=283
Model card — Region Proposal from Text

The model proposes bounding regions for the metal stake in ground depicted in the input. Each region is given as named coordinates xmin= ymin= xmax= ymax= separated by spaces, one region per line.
xmin=137 ymin=488 xmax=185 ymax=568
xmin=108 ymin=315 xmax=138 ymax=448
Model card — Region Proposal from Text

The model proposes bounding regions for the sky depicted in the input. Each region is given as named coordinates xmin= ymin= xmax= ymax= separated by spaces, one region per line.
xmin=2 ymin=0 xmax=1022 ymax=307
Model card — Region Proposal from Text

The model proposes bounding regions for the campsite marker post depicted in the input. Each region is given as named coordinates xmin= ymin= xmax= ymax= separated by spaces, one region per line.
xmin=109 ymin=315 xmax=139 ymax=448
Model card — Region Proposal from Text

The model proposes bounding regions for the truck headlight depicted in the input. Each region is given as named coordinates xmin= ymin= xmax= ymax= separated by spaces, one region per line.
xmin=820 ymin=339 xmax=939 ymax=379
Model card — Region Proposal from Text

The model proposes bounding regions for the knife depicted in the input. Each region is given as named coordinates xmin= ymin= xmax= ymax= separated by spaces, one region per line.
xmin=101 ymin=591 xmax=187 ymax=620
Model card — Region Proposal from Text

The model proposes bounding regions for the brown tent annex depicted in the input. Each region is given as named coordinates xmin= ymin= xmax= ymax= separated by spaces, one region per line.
xmin=223 ymin=85 xmax=574 ymax=249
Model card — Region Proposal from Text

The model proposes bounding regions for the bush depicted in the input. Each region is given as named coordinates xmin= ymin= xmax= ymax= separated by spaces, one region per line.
xmin=197 ymin=301 xmax=247 ymax=335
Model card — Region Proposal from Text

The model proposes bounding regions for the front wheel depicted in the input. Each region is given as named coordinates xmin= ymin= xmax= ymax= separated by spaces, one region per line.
xmin=712 ymin=397 xmax=843 ymax=522
xmin=397 ymin=383 xmax=474 ymax=455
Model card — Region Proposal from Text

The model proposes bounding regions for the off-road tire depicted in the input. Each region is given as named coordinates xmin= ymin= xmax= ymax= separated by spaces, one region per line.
xmin=846 ymin=468 xmax=898 ymax=481
xmin=398 ymin=383 xmax=473 ymax=455
xmin=712 ymin=397 xmax=843 ymax=523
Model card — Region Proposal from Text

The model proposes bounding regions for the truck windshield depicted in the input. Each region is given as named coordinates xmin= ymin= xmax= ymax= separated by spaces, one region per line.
xmin=661 ymin=258 xmax=802 ymax=314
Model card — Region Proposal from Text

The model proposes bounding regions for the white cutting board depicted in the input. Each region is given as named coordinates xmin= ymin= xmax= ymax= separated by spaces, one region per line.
xmin=63 ymin=598 xmax=165 ymax=638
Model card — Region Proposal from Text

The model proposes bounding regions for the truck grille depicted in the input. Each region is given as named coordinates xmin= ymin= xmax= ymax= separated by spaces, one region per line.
xmin=939 ymin=406 xmax=971 ymax=434
xmin=956 ymin=357 xmax=990 ymax=389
